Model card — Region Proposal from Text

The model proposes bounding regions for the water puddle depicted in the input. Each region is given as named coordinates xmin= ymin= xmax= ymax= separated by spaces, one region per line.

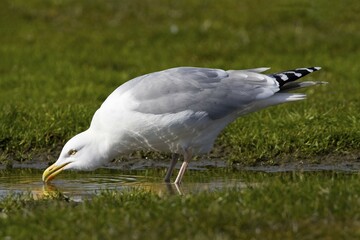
xmin=2 ymin=158 xmax=359 ymax=201
xmin=0 ymin=169 xmax=245 ymax=201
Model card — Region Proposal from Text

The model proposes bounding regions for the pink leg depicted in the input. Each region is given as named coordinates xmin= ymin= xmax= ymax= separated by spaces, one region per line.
xmin=174 ymin=148 xmax=192 ymax=184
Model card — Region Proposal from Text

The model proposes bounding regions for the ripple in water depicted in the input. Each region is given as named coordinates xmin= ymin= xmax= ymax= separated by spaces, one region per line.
xmin=0 ymin=169 xmax=244 ymax=201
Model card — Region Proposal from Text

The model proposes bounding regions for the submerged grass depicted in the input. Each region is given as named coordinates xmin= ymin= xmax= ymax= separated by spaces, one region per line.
xmin=0 ymin=0 xmax=359 ymax=163
xmin=1 ymin=171 xmax=360 ymax=239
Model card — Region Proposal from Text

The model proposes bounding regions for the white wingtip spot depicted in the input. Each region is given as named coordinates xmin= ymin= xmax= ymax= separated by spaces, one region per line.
xmin=286 ymin=94 xmax=307 ymax=101
xmin=296 ymin=68 xmax=312 ymax=73
xmin=280 ymin=74 xmax=288 ymax=80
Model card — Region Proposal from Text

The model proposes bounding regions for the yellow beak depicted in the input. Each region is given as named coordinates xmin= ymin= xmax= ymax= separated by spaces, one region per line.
xmin=42 ymin=162 xmax=71 ymax=183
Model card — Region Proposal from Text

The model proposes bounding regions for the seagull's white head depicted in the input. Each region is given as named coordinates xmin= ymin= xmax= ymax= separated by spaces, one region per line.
xmin=42 ymin=130 xmax=111 ymax=182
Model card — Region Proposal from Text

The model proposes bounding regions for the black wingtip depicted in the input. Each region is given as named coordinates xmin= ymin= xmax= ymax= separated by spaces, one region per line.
xmin=270 ymin=67 xmax=321 ymax=87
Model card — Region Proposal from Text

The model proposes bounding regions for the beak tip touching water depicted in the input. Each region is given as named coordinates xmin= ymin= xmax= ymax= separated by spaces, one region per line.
xmin=42 ymin=162 xmax=71 ymax=183
xmin=42 ymin=165 xmax=55 ymax=183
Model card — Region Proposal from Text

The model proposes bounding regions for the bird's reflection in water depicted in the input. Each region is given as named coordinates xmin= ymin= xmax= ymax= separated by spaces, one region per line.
xmin=41 ymin=183 xmax=71 ymax=201
xmin=40 ymin=181 xmax=188 ymax=201
xmin=40 ymin=179 xmax=241 ymax=201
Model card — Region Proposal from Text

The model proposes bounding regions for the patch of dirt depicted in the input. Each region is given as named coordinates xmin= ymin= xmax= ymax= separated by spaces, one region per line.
xmin=240 ymin=152 xmax=360 ymax=172
xmin=1 ymin=151 xmax=360 ymax=172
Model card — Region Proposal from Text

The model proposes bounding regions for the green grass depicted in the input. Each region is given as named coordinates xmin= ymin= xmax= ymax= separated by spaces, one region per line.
xmin=0 ymin=0 xmax=359 ymax=164
xmin=1 ymin=2 xmax=360 ymax=238
xmin=1 ymin=171 xmax=360 ymax=239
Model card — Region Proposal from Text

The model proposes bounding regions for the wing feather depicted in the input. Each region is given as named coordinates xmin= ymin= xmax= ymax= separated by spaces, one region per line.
xmin=112 ymin=67 xmax=279 ymax=119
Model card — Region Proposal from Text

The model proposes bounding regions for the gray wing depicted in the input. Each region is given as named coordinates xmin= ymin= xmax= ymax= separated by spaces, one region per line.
xmin=116 ymin=67 xmax=279 ymax=119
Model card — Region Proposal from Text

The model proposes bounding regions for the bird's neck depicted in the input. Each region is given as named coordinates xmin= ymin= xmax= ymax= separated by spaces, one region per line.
xmin=86 ymin=128 xmax=122 ymax=164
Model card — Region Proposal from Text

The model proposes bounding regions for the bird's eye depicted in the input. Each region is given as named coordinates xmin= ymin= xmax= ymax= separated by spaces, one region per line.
xmin=68 ymin=149 xmax=77 ymax=156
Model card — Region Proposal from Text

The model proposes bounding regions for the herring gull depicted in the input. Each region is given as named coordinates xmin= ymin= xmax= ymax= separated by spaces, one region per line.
xmin=42 ymin=66 xmax=325 ymax=184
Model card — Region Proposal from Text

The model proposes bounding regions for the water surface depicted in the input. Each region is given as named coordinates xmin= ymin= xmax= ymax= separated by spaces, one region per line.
xmin=0 ymin=168 xmax=245 ymax=201
xmin=2 ymin=159 xmax=359 ymax=201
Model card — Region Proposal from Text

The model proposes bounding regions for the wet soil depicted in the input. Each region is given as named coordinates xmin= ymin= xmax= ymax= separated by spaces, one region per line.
xmin=1 ymin=151 xmax=360 ymax=172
